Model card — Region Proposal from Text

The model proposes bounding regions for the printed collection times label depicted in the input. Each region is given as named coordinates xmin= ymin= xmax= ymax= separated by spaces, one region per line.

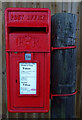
xmin=19 ymin=63 xmax=37 ymax=95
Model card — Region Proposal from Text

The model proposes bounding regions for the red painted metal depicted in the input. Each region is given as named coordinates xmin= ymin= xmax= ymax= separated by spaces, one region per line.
xmin=51 ymin=90 xmax=78 ymax=100
xmin=51 ymin=46 xmax=76 ymax=51
xmin=5 ymin=8 xmax=51 ymax=112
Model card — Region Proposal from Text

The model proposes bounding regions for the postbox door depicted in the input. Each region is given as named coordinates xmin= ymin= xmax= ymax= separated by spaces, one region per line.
xmin=7 ymin=52 xmax=50 ymax=110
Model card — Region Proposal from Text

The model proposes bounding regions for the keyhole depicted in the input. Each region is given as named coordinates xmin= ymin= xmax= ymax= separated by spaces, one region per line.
xmin=16 ymin=80 xmax=17 ymax=83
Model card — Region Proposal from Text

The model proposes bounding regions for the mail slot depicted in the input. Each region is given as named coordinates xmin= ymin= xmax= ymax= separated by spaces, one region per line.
xmin=5 ymin=8 xmax=51 ymax=112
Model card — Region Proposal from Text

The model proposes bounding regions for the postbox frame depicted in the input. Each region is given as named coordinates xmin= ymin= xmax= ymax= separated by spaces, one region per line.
xmin=5 ymin=8 xmax=51 ymax=113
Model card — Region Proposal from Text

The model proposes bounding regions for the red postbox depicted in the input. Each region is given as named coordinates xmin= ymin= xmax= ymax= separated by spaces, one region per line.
xmin=5 ymin=8 xmax=51 ymax=112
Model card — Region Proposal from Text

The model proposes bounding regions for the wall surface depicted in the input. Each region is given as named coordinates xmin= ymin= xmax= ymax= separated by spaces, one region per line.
xmin=1 ymin=2 xmax=81 ymax=119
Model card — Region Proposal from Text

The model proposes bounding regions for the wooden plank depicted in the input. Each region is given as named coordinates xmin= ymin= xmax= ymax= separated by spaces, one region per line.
xmin=36 ymin=2 xmax=44 ymax=8
xmin=53 ymin=2 xmax=62 ymax=14
xmin=71 ymin=2 xmax=79 ymax=14
xmin=50 ymin=2 xmax=55 ymax=15
xmin=2 ymin=3 xmax=9 ymax=119
xmin=62 ymin=2 xmax=72 ymax=13
xmin=44 ymin=2 xmax=54 ymax=19
xmin=44 ymin=2 xmax=52 ymax=9
xmin=71 ymin=2 xmax=80 ymax=118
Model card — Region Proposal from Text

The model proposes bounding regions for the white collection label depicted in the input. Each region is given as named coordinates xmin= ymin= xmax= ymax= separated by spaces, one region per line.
xmin=19 ymin=63 xmax=37 ymax=94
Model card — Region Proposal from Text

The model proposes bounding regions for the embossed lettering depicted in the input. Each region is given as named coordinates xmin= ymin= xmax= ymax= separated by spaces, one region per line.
xmin=16 ymin=35 xmax=32 ymax=47
xmin=10 ymin=13 xmax=47 ymax=21
xmin=27 ymin=15 xmax=47 ymax=20
xmin=11 ymin=14 xmax=24 ymax=20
